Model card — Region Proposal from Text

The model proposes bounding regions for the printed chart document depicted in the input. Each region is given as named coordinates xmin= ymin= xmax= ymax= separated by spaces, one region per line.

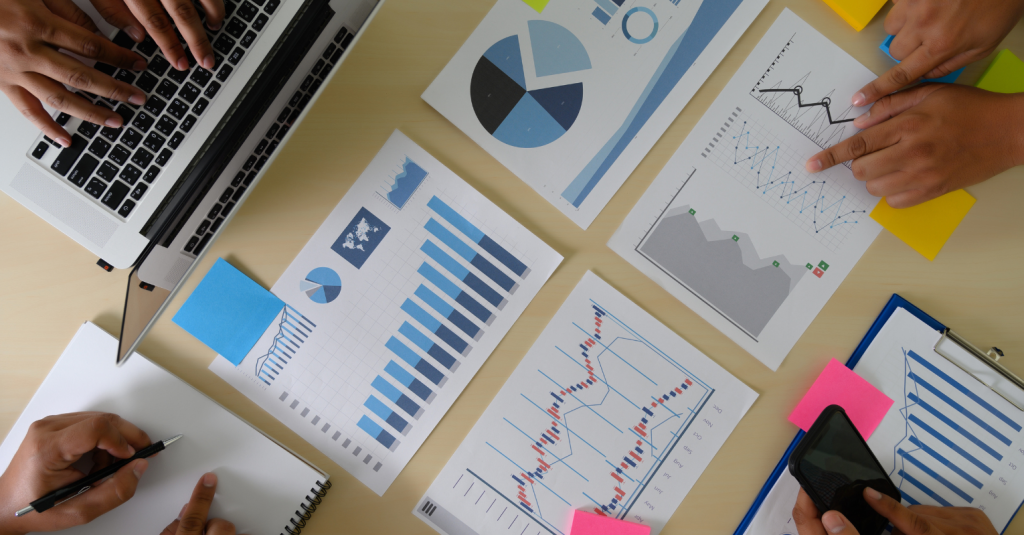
xmin=743 ymin=307 xmax=1024 ymax=534
xmin=423 ymin=0 xmax=768 ymax=229
xmin=609 ymin=9 xmax=883 ymax=370
xmin=211 ymin=131 xmax=563 ymax=495
xmin=414 ymin=272 xmax=757 ymax=535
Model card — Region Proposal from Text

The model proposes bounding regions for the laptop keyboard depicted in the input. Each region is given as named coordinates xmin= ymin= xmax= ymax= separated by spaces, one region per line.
xmin=183 ymin=25 xmax=355 ymax=257
xmin=26 ymin=0 xmax=281 ymax=220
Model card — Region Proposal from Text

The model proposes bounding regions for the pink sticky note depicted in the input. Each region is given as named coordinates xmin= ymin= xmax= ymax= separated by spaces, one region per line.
xmin=788 ymin=359 xmax=893 ymax=439
xmin=568 ymin=510 xmax=650 ymax=535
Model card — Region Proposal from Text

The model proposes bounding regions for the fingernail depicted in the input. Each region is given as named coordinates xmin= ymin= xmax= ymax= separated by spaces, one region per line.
xmin=867 ymin=487 xmax=882 ymax=500
xmin=129 ymin=94 xmax=146 ymax=105
xmin=822 ymin=512 xmax=846 ymax=533
xmin=133 ymin=459 xmax=148 ymax=478
xmin=56 ymin=137 xmax=71 ymax=148
xmin=203 ymin=54 xmax=215 ymax=70
xmin=806 ymin=159 xmax=823 ymax=172
xmin=127 ymin=445 xmax=136 ymax=456
xmin=178 ymin=503 xmax=187 ymax=520
xmin=133 ymin=59 xmax=147 ymax=71
xmin=127 ymin=27 xmax=144 ymax=42
xmin=208 ymin=22 xmax=222 ymax=31
xmin=852 ymin=92 xmax=867 ymax=106
xmin=105 ymin=116 xmax=122 ymax=128
xmin=853 ymin=111 xmax=869 ymax=127
xmin=202 ymin=472 xmax=217 ymax=487
xmin=177 ymin=58 xmax=190 ymax=71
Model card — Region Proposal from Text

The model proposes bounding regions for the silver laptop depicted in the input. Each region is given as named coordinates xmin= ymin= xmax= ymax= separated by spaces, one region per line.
xmin=0 ymin=0 xmax=382 ymax=361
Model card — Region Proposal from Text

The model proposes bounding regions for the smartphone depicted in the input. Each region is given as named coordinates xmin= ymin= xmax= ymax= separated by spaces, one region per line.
xmin=788 ymin=405 xmax=902 ymax=535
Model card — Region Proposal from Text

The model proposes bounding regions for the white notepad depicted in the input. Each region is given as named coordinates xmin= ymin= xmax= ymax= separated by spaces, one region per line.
xmin=0 ymin=322 xmax=330 ymax=535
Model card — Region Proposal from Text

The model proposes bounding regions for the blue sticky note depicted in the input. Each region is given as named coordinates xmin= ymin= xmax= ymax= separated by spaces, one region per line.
xmin=880 ymin=35 xmax=964 ymax=83
xmin=173 ymin=258 xmax=284 ymax=365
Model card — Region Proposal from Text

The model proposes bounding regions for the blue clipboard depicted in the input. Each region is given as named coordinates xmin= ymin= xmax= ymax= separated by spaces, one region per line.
xmin=733 ymin=294 xmax=946 ymax=535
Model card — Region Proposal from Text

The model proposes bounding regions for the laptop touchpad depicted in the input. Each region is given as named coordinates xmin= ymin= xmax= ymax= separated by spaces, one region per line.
xmin=11 ymin=162 xmax=117 ymax=248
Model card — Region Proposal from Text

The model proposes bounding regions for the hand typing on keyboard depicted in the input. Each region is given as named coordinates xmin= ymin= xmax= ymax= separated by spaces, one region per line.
xmin=0 ymin=0 xmax=224 ymax=148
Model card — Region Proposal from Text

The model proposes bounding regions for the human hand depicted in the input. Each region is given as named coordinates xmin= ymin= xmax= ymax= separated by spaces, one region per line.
xmin=805 ymin=84 xmax=1024 ymax=208
xmin=159 ymin=473 xmax=246 ymax=535
xmin=0 ymin=413 xmax=152 ymax=535
xmin=853 ymin=0 xmax=1024 ymax=106
xmin=792 ymin=487 xmax=998 ymax=534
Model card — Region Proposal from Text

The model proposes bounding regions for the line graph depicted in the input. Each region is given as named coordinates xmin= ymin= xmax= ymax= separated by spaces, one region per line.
xmin=254 ymin=304 xmax=316 ymax=386
xmin=758 ymin=86 xmax=853 ymax=126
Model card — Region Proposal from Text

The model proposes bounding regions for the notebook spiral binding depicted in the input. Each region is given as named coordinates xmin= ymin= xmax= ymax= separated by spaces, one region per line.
xmin=283 ymin=481 xmax=332 ymax=535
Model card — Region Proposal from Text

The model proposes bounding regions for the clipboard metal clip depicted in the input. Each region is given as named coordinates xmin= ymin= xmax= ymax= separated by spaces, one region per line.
xmin=933 ymin=328 xmax=1024 ymax=411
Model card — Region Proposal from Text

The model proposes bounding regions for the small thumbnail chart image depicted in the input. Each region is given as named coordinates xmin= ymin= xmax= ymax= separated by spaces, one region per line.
xmin=253 ymin=304 xmax=316 ymax=386
xmin=301 ymin=267 xmax=341 ymax=304
xmin=380 ymin=157 xmax=429 ymax=209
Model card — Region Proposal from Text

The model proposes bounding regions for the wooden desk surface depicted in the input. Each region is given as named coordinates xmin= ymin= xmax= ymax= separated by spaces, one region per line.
xmin=2 ymin=1 xmax=1023 ymax=533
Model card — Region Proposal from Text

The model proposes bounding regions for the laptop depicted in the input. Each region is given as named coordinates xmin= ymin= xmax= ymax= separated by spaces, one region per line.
xmin=0 ymin=0 xmax=382 ymax=362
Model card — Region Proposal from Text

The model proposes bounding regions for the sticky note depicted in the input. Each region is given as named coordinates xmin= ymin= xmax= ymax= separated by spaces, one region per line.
xmin=822 ymin=0 xmax=886 ymax=31
xmin=520 ymin=0 xmax=549 ymax=13
xmin=870 ymin=190 xmax=975 ymax=261
xmin=568 ymin=510 xmax=650 ymax=535
xmin=976 ymin=49 xmax=1024 ymax=93
xmin=789 ymin=359 xmax=893 ymax=439
xmin=173 ymin=258 xmax=284 ymax=365
xmin=881 ymin=35 xmax=964 ymax=83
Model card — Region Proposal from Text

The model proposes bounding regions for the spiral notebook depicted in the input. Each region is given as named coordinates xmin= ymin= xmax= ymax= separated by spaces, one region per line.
xmin=0 ymin=322 xmax=330 ymax=535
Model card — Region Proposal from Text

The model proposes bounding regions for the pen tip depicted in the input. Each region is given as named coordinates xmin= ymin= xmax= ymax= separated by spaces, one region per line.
xmin=163 ymin=434 xmax=184 ymax=446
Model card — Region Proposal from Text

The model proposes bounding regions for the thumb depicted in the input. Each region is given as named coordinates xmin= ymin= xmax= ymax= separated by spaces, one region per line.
xmin=821 ymin=510 xmax=861 ymax=535
xmin=853 ymin=84 xmax=943 ymax=130
xmin=54 ymin=459 xmax=147 ymax=524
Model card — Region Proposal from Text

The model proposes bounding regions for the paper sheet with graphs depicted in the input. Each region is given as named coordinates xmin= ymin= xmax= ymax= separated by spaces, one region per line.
xmin=743 ymin=307 xmax=1024 ymax=534
xmin=210 ymin=131 xmax=562 ymax=495
xmin=414 ymin=272 xmax=757 ymax=535
xmin=608 ymin=9 xmax=883 ymax=370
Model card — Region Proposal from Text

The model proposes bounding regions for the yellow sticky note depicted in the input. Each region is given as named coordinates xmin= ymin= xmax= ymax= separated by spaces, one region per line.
xmin=521 ymin=0 xmax=549 ymax=13
xmin=821 ymin=0 xmax=887 ymax=31
xmin=870 ymin=191 xmax=975 ymax=261
xmin=976 ymin=50 xmax=1024 ymax=94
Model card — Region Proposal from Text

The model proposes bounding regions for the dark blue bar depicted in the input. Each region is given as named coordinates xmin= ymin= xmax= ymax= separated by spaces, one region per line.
xmin=463 ymin=271 xmax=504 ymax=307
xmin=909 ymin=372 xmax=1012 ymax=446
xmin=386 ymin=412 xmax=410 ymax=433
xmin=478 ymin=235 xmax=528 ymax=277
xmin=395 ymin=394 xmax=421 ymax=417
xmin=550 ymin=427 xmax=559 ymax=434
xmin=435 ymin=324 xmax=468 ymax=354
xmin=623 ymin=457 xmax=636 ymax=467
xmin=455 ymin=292 xmax=493 ymax=323
xmin=909 ymin=414 xmax=992 ymax=474
xmin=376 ymin=430 xmax=396 ymax=449
xmin=470 ymin=255 xmax=515 ymax=292
xmin=669 ymin=391 xmax=677 ymax=397
xmin=552 ymin=392 xmax=564 ymax=403
xmin=512 ymin=475 xmax=524 ymax=485
xmin=407 ymin=380 xmax=433 ymax=401
xmin=446 ymin=308 xmax=480 ymax=338
xmin=427 ymin=344 xmax=457 ymax=369
xmin=520 ymin=502 xmax=534 ymax=513
xmin=415 ymin=359 xmax=446 ymax=385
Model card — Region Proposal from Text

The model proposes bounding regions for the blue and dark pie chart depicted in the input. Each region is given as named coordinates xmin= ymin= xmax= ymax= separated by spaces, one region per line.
xmin=301 ymin=267 xmax=342 ymax=304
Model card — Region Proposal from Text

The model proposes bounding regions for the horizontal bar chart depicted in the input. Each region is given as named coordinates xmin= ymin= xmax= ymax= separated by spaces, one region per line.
xmin=422 ymin=241 xmax=507 ymax=309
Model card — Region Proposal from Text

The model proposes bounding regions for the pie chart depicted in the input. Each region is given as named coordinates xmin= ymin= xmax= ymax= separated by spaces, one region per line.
xmin=471 ymin=20 xmax=591 ymax=149
xmin=301 ymin=267 xmax=341 ymax=304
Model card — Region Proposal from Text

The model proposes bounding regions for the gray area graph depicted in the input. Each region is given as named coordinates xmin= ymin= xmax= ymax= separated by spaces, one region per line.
xmin=639 ymin=205 xmax=806 ymax=338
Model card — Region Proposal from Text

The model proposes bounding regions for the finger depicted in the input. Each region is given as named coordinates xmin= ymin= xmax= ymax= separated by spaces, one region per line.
xmin=178 ymin=472 xmax=219 ymax=535
xmin=851 ymin=148 xmax=902 ymax=183
xmin=3 ymin=87 xmax=71 ymax=145
xmin=162 ymin=0 xmax=216 ymax=69
xmin=821 ymin=511 xmax=861 ymax=535
xmin=198 ymin=0 xmax=226 ymax=31
xmin=806 ymin=121 xmax=901 ymax=172
xmin=864 ymin=487 xmax=934 ymax=534
xmin=922 ymin=51 xmax=976 ymax=80
xmin=160 ymin=505 xmax=188 ymax=535
xmin=885 ymin=188 xmax=934 ymax=208
xmin=90 ymin=0 xmax=147 ymax=42
xmin=42 ymin=17 xmax=146 ymax=71
xmin=864 ymin=170 xmax=919 ymax=198
xmin=124 ymin=0 xmax=189 ymax=70
xmin=887 ymin=31 xmax=919 ymax=61
xmin=883 ymin=1 xmax=906 ymax=36
xmin=43 ymin=0 xmax=99 ymax=32
xmin=91 ymin=449 xmax=115 ymax=472
xmin=852 ymin=85 xmax=942 ymax=129
xmin=37 ymin=48 xmax=146 ymax=108
xmin=52 ymin=413 xmax=151 ymax=462
xmin=854 ymin=46 xmax=945 ymax=106
xmin=205 ymin=518 xmax=237 ymax=535
xmin=52 ymin=459 xmax=147 ymax=524
xmin=792 ymin=489 xmax=827 ymax=535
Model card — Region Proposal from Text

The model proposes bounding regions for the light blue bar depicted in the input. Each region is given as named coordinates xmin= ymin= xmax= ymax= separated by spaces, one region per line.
xmin=415 ymin=285 xmax=454 ymax=317
xmin=418 ymin=263 xmax=462 ymax=301
xmin=898 ymin=449 xmax=973 ymax=503
xmin=592 ymin=0 xmax=618 ymax=17
xmin=385 ymin=360 xmax=415 ymax=387
xmin=425 ymin=219 xmax=477 ymax=262
xmin=365 ymin=395 xmax=395 ymax=421
xmin=357 ymin=415 xmax=385 ymax=437
xmin=401 ymin=299 xmax=441 ymax=332
xmin=422 ymin=241 xmax=470 ymax=279
xmin=372 ymin=375 xmax=403 ymax=403
xmin=399 ymin=322 xmax=434 ymax=354
xmin=386 ymin=337 xmax=423 ymax=368
xmin=427 ymin=196 xmax=484 ymax=243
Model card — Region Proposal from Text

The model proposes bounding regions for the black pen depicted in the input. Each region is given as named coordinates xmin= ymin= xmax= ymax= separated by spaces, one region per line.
xmin=14 ymin=434 xmax=183 ymax=517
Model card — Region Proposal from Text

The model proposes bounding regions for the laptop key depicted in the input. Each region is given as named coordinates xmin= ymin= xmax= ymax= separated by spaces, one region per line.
xmin=311 ymin=59 xmax=325 ymax=76
xmin=216 ymin=64 xmax=233 ymax=81
xmin=143 ymin=96 xmax=166 ymax=116
xmin=266 ymin=124 xmax=278 ymax=139
xmin=143 ymin=165 xmax=160 ymax=183
xmin=289 ymin=92 xmax=301 ymax=107
xmin=118 ymin=199 xmax=136 ymax=217
xmin=231 ymin=185 xmax=246 ymax=202
xmin=143 ymin=132 xmax=165 ymax=152
xmin=130 ymin=183 xmax=148 ymax=200
xmin=84 ymin=177 xmax=107 ymax=198
xmin=276 ymin=107 xmax=291 ymax=123
xmin=265 ymin=0 xmax=279 ymax=14
xmin=228 ymin=47 xmax=244 ymax=65
xmin=243 ymin=155 xmax=256 ymax=171
xmin=225 ymin=17 xmax=246 ymax=38
xmin=300 ymin=75 xmax=313 ymax=92
xmin=237 ymin=1 xmax=257 ymax=21
xmin=55 ymin=113 xmax=72 ymax=126
xmin=210 ymin=216 xmax=225 ymax=233
xmin=32 ymin=142 xmax=48 ymax=159
xmin=131 ymin=147 xmax=154 ymax=168
xmin=50 ymin=134 xmax=87 ymax=176
xmin=184 ymin=235 xmax=199 ymax=252
xmin=155 ymin=149 xmax=172 ymax=167
xmin=192 ymin=98 xmax=209 ymax=115
xmin=230 ymin=172 xmax=244 ymax=187
xmin=156 ymin=80 xmax=178 ymax=100
xmin=254 ymin=139 xmax=267 ymax=155
xmin=136 ymin=71 xmax=159 ymax=93
xmin=275 ymin=124 xmax=289 ymax=141
xmin=168 ymin=131 xmax=185 ymax=149
xmin=179 ymin=82 xmax=201 ymax=104
xmin=213 ymin=34 xmax=235 ymax=55
xmin=181 ymin=115 xmax=196 ymax=132
xmin=94 ymin=62 xmax=117 ymax=76
xmin=255 ymin=155 xmax=268 ymax=171
xmin=197 ymin=220 xmax=210 ymax=234
xmin=334 ymin=28 xmax=347 ymax=44
xmin=136 ymin=37 xmax=158 ymax=56
xmin=120 ymin=164 xmax=142 ymax=185
xmin=155 ymin=116 xmax=177 ymax=136
xmin=243 ymin=170 xmax=257 ymax=185
xmin=194 ymin=232 xmax=213 ymax=254
xmin=221 ymin=201 xmax=235 ymax=216
xmin=341 ymin=33 xmax=354 ymax=49
xmin=114 ymin=69 xmax=137 ymax=85
xmin=88 ymin=137 xmax=111 ymax=158
xmin=330 ymin=48 xmax=342 ymax=64
xmin=298 ymin=93 xmax=311 ymax=110
xmin=219 ymin=187 xmax=234 ymax=203
xmin=204 ymin=81 xmax=221 ymax=99
xmin=148 ymin=56 xmax=171 ymax=77
xmin=240 ymin=30 xmax=256 ymax=48
xmin=190 ymin=67 xmax=213 ymax=87
xmin=97 ymin=161 xmax=119 ymax=181
xmin=131 ymin=112 xmax=155 ymax=132
xmin=101 ymin=180 xmax=130 ymax=209
xmin=208 ymin=203 xmax=222 ymax=219
xmin=109 ymin=145 xmax=130 ymax=165
xmin=77 ymin=121 xmax=100 ymax=139
xmin=266 ymin=139 xmax=278 ymax=154
xmin=112 ymin=30 xmax=135 ymax=49
xmin=166 ymin=67 xmax=188 ymax=84
xmin=67 ymin=154 xmax=99 ymax=187
xmin=253 ymin=13 xmax=268 ymax=31
xmin=322 ymin=44 xmax=336 ymax=61
xmin=168 ymin=99 xmax=188 ymax=120
xmin=121 ymin=128 xmax=143 ymax=149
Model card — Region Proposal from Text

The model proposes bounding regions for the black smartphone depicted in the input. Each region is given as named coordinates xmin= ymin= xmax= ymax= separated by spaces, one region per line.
xmin=788 ymin=404 xmax=902 ymax=535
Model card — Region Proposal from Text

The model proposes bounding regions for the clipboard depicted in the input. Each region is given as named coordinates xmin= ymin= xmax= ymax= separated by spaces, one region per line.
xmin=734 ymin=293 xmax=1023 ymax=535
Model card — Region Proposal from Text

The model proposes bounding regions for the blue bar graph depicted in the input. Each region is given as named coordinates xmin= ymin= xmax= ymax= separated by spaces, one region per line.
xmin=908 ymin=350 xmax=1021 ymax=432
xmin=909 ymin=371 xmax=1012 ymax=445
xmin=418 ymin=263 xmax=494 ymax=325
xmin=908 ymin=414 xmax=992 ymax=475
xmin=385 ymin=361 xmax=436 ymax=403
xmin=372 ymin=375 xmax=424 ymax=418
xmin=414 ymin=285 xmax=482 ymax=340
xmin=255 ymin=305 xmax=315 ymax=386
xmin=422 ymin=241 xmax=507 ymax=309
xmin=401 ymin=299 xmax=470 ymax=355
xmin=908 ymin=436 xmax=982 ymax=489
xmin=898 ymin=469 xmax=952 ymax=507
xmin=898 ymin=449 xmax=973 ymax=503
xmin=399 ymin=322 xmax=459 ymax=371
xmin=428 ymin=196 xmax=530 ymax=278
xmin=425 ymin=219 xmax=517 ymax=292
xmin=908 ymin=393 xmax=1002 ymax=460
xmin=365 ymin=395 xmax=411 ymax=435
xmin=386 ymin=336 xmax=448 ymax=386
xmin=357 ymin=415 xmax=399 ymax=451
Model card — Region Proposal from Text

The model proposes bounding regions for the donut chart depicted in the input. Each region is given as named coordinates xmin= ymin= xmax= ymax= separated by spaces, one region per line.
xmin=301 ymin=267 xmax=342 ymax=304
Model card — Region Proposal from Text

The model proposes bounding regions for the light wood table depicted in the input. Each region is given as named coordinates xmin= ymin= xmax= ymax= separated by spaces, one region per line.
xmin=2 ymin=1 xmax=1023 ymax=533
